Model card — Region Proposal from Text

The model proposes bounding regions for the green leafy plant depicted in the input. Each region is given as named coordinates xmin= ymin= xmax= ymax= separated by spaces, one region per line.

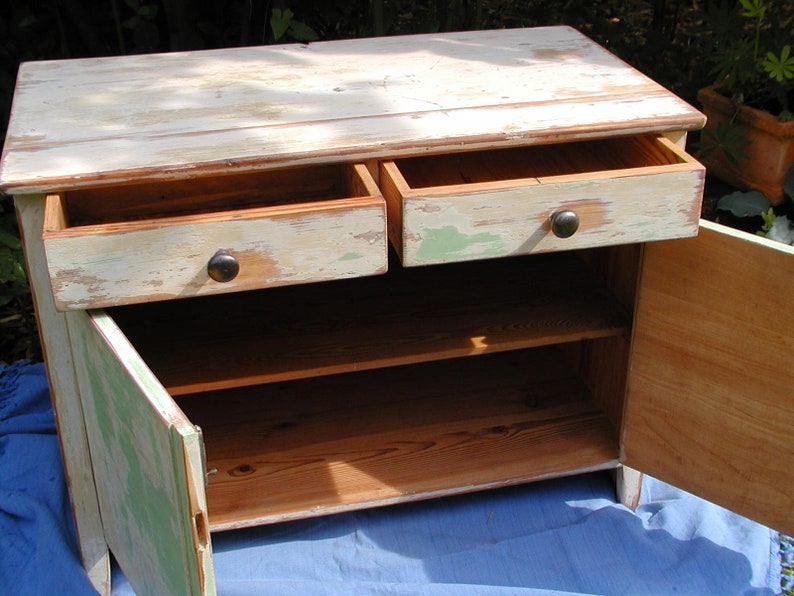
xmin=762 ymin=44 xmax=794 ymax=82
xmin=708 ymin=0 xmax=794 ymax=121
xmin=121 ymin=0 xmax=161 ymax=52
xmin=694 ymin=120 xmax=752 ymax=165
xmin=0 ymin=194 xmax=27 ymax=304
xmin=715 ymin=161 xmax=794 ymax=244
xmin=0 ymin=193 xmax=39 ymax=363
xmin=270 ymin=8 xmax=318 ymax=43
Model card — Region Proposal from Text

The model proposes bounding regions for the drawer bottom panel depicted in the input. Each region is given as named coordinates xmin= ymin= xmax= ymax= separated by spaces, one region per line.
xmin=177 ymin=344 xmax=621 ymax=531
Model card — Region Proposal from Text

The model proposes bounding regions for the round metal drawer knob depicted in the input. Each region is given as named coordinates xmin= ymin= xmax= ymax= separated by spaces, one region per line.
xmin=549 ymin=210 xmax=580 ymax=239
xmin=207 ymin=251 xmax=239 ymax=283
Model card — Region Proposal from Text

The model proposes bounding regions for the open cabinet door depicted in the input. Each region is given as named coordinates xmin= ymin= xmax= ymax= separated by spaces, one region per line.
xmin=67 ymin=309 xmax=215 ymax=595
xmin=623 ymin=219 xmax=794 ymax=535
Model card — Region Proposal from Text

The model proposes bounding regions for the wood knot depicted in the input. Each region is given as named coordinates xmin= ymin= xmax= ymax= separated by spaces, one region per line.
xmin=488 ymin=425 xmax=508 ymax=435
xmin=229 ymin=464 xmax=256 ymax=477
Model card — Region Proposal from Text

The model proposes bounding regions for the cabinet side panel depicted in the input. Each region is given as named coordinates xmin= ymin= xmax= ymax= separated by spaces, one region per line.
xmin=624 ymin=222 xmax=794 ymax=535
xmin=14 ymin=196 xmax=111 ymax=593
xmin=67 ymin=310 xmax=213 ymax=595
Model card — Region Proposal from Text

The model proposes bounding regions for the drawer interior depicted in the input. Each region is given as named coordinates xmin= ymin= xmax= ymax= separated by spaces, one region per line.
xmin=392 ymin=134 xmax=689 ymax=189
xmin=51 ymin=163 xmax=377 ymax=227
xmin=108 ymin=246 xmax=639 ymax=530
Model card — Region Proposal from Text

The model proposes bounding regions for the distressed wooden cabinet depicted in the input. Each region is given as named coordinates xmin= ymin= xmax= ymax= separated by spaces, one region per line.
xmin=2 ymin=27 xmax=792 ymax=596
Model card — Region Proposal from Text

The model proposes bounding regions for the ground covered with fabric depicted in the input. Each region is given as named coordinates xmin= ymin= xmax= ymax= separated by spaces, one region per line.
xmin=1 ymin=361 xmax=789 ymax=595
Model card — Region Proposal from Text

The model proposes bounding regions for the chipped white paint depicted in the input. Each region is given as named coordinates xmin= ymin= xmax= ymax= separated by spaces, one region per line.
xmin=43 ymin=194 xmax=386 ymax=310
xmin=0 ymin=27 xmax=704 ymax=194
xmin=382 ymin=138 xmax=705 ymax=266
xmin=14 ymin=197 xmax=111 ymax=593
xmin=67 ymin=309 xmax=215 ymax=595
xmin=398 ymin=170 xmax=704 ymax=265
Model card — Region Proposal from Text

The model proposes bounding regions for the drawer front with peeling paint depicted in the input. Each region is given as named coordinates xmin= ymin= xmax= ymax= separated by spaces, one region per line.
xmin=380 ymin=135 xmax=704 ymax=266
xmin=42 ymin=163 xmax=387 ymax=310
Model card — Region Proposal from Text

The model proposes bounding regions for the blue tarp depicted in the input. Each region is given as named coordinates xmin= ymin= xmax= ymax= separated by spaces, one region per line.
xmin=1 ymin=361 xmax=785 ymax=595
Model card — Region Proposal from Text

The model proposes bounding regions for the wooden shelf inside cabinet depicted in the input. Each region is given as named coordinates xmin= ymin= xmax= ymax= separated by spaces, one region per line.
xmin=108 ymin=251 xmax=632 ymax=396
xmin=178 ymin=346 xmax=621 ymax=530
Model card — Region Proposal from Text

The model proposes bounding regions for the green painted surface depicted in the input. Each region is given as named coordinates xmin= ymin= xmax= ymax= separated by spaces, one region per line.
xmin=338 ymin=251 xmax=363 ymax=261
xmin=70 ymin=311 xmax=201 ymax=596
xmin=415 ymin=225 xmax=504 ymax=263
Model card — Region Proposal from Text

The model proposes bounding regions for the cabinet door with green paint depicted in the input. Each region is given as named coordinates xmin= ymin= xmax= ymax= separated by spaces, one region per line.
xmin=67 ymin=309 xmax=214 ymax=595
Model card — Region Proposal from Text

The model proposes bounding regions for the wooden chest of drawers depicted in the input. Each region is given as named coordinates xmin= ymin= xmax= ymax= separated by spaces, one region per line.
xmin=2 ymin=26 xmax=792 ymax=595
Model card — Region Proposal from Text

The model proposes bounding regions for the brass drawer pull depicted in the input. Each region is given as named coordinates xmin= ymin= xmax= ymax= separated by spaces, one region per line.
xmin=550 ymin=210 xmax=580 ymax=239
xmin=207 ymin=251 xmax=240 ymax=283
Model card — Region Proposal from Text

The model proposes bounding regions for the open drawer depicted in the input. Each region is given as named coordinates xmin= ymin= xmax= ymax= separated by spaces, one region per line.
xmin=380 ymin=134 xmax=704 ymax=266
xmin=43 ymin=163 xmax=387 ymax=310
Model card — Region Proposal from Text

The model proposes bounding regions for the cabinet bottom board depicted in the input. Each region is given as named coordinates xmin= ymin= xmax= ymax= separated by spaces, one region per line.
xmin=177 ymin=345 xmax=620 ymax=531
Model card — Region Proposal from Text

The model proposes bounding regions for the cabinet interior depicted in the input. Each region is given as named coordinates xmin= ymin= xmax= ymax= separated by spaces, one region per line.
xmin=107 ymin=245 xmax=641 ymax=530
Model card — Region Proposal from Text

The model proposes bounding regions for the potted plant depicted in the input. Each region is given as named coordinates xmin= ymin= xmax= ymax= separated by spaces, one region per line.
xmin=696 ymin=0 xmax=793 ymax=204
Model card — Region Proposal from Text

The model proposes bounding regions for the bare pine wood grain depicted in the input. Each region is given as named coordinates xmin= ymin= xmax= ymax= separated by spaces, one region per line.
xmin=62 ymin=163 xmax=352 ymax=225
xmin=109 ymin=251 xmax=632 ymax=396
xmin=568 ymin=244 xmax=643 ymax=432
xmin=176 ymin=347 xmax=620 ymax=529
xmin=624 ymin=220 xmax=794 ymax=535
xmin=0 ymin=27 xmax=705 ymax=194
xmin=390 ymin=135 xmax=688 ymax=189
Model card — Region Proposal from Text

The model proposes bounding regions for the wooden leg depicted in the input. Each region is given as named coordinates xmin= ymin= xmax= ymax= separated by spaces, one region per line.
xmin=16 ymin=197 xmax=111 ymax=595
xmin=615 ymin=465 xmax=643 ymax=510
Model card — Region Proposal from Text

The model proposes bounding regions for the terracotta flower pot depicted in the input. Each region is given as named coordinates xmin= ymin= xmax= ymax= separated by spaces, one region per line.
xmin=697 ymin=84 xmax=794 ymax=205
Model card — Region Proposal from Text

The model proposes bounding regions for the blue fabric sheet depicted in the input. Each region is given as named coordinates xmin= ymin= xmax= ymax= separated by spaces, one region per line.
xmin=0 ymin=362 xmax=97 ymax=595
xmin=0 ymin=361 xmax=784 ymax=595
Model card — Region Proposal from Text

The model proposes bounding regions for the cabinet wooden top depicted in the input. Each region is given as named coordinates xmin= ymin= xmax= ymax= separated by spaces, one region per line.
xmin=0 ymin=26 xmax=704 ymax=194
